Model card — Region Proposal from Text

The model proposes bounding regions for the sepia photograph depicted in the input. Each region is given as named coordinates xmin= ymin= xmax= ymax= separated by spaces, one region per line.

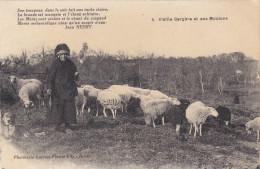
xmin=0 ymin=0 xmax=260 ymax=169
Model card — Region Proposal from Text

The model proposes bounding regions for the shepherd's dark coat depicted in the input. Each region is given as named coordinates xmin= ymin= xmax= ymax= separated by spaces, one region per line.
xmin=47 ymin=58 xmax=78 ymax=125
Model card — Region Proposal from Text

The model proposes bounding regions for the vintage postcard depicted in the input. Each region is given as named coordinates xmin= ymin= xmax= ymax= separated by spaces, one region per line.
xmin=0 ymin=0 xmax=259 ymax=169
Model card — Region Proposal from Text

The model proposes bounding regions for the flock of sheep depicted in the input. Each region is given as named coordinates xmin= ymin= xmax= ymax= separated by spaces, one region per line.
xmin=7 ymin=75 xmax=260 ymax=143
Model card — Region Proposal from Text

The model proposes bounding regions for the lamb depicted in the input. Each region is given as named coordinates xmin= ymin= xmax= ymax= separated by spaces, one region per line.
xmin=165 ymin=106 xmax=185 ymax=135
xmin=74 ymin=87 xmax=87 ymax=123
xmin=186 ymin=101 xmax=219 ymax=138
xmin=97 ymin=89 xmax=123 ymax=119
xmin=245 ymin=117 xmax=260 ymax=144
xmin=178 ymin=99 xmax=191 ymax=113
xmin=165 ymin=99 xmax=191 ymax=135
xmin=215 ymin=106 xmax=231 ymax=127
xmin=142 ymin=98 xmax=181 ymax=128
xmin=18 ymin=82 xmax=44 ymax=108
xmin=127 ymin=96 xmax=142 ymax=116
xmin=8 ymin=75 xmax=42 ymax=93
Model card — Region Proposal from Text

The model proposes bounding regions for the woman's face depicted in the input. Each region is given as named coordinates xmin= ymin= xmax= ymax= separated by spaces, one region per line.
xmin=57 ymin=50 xmax=69 ymax=61
xmin=58 ymin=53 xmax=69 ymax=61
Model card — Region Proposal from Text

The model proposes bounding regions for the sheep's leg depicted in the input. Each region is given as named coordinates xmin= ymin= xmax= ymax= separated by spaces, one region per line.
xmin=194 ymin=124 xmax=197 ymax=138
xmin=115 ymin=109 xmax=117 ymax=118
xmin=35 ymin=95 xmax=39 ymax=107
xmin=189 ymin=124 xmax=193 ymax=134
xmin=257 ymin=130 xmax=259 ymax=144
xmin=125 ymin=104 xmax=128 ymax=113
xmin=111 ymin=109 xmax=115 ymax=119
xmin=195 ymin=124 xmax=199 ymax=133
xmin=49 ymin=96 xmax=52 ymax=109
xmin=199 ymin=124 xmax=202 ymax=136
xmin=152 ymin=118 xmax=156 ymax=128
xmin=36 ymin=94 xmax=43 ymax=107
xmin=42 ymin=99 xmax=44 ymax=107
xmin=76 ymin=107 xmax=79 ymax=116
xmin=87 ymin=107 xmax=91 ymax=113
xmin=96 ymin=100 xmax=100 ymax=116
xmin=225 ymin=121 xmax=229 ymax=126
xmin=76 ymin=107 xmax=80 ymax=123
xmin=103 ymin=107 xmax=107 ymax=117
xmin=96 ymin=110 xmax=98 ymax=116
xmin=80 ymin=103 xmax=86 ymax=123
xmin=96 ymin=105 xmax=99 ymax=116
xmin=162 ymin=116 xmax=165 ymax=126
xmin=36 ymin=95 xmax=40 ymax=107
xmin=81 ymin=103 xmax=85 ymax=113
xmin=176 ymin=124 xmax=181 ymax=136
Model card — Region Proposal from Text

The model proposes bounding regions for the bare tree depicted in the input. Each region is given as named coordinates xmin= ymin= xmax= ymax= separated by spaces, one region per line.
xmin=116 ymin=50 xmax=128 ymax=60
xmin=41 ymin=45 xmax=46 ymax=62
xmin=93 ymin=49 xmax=110 ymax=58
xmin=217 ymin=76 xmax=225 ymax=95
xmin=199 ymin=70 xmax=205 ymax=95
xmin=21 ymin=50 xmax=27 ymax=64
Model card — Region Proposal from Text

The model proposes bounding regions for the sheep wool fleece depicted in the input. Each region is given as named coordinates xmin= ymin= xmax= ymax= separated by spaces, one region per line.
xmin=47 ymin=58 xmax=78 ymax=125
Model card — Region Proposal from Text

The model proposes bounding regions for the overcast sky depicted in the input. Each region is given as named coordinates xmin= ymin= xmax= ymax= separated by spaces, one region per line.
xmin=0 ymin=1 xmax=259 ymax=60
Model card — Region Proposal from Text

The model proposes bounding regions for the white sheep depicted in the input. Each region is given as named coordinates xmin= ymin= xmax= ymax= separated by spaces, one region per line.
xmin=75 ymin=87 xmax=87 ymax=123
xmin=142 ymin=98 xmax=181 ymax=127
xmin=97 ymin=89 xmax=123 ymax=119
xmin=148 ymin=90 xmax=172 ymax=100
xmin=186 ymin=101 xmax=219 ymax=138
xmin=18 ymin=82 xmax=44 ymax=108
xmin=129 ymin=87 xmax=151 ymax=96
xmin=108 ymin=85 xmax=139 ymax=113
xmin=245 ymin=117 xmax=260 ymax=145
xmin=8 ymin=75 xmax=42 ymax=93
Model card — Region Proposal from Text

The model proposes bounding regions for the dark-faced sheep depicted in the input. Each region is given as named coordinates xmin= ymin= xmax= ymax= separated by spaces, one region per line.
xmin=127 ymin=97 xmax=141 ymax=117
xmin=178 ymin=99 xmax=191 ymax=113
xmin=215 ymin=106 xmax=231 ymax=127
xmin=164 ymin=99 xmax=190 ymax=136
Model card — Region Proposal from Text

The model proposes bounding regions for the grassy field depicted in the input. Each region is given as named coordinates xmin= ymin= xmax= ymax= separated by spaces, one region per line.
xmin=1 ymin=88 xmax=260 ymax=169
